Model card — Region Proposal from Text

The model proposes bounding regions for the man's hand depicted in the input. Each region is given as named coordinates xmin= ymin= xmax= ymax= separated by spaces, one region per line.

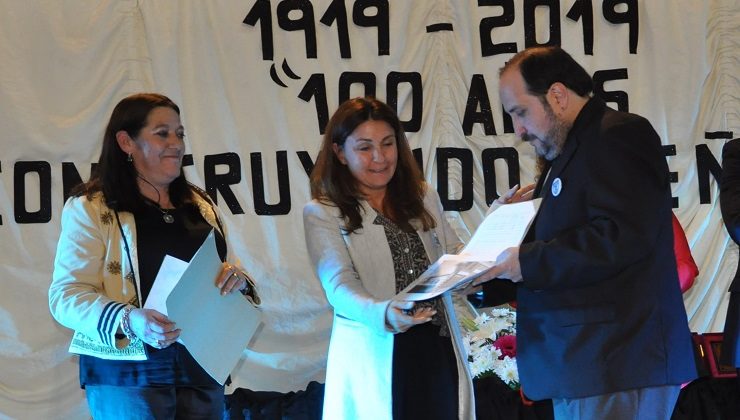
xmin=474 ymin=247 xmax=523 ymax=286
xmin=487 ymin=184 xmax=536 ymax=216
xmin=503 ymin=183 xmax=535 ymax=204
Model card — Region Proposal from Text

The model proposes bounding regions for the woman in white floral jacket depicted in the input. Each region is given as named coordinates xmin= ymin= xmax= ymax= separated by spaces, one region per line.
xmin=49 ymin=93 xmax=258 ymax=419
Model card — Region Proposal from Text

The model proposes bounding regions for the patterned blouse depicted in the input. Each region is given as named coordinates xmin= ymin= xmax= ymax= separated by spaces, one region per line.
xmin=373 ymin=212 xmax=449 ymax=337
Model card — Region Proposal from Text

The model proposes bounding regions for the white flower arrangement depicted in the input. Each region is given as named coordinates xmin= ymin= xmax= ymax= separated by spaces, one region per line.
xmin=461 ymin=305 xmax=520 ymax=390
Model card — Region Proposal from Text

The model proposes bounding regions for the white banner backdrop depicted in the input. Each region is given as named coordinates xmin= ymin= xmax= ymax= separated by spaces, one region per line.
xmin=0 ymin=0 xmax=737 ymax=418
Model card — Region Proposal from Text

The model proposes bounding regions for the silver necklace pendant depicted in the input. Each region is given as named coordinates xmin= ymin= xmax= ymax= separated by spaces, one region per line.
xmin=162 ymin=212 xmax=174 ymax=223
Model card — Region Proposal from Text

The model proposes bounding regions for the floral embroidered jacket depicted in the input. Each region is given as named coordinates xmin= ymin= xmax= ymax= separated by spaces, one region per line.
xmin=49 ymin=189 xmax=228 ymax=360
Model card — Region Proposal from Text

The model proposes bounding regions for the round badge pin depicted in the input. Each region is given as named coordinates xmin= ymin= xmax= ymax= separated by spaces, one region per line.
xmin=551 ymin=177 xmax=562 ymax=197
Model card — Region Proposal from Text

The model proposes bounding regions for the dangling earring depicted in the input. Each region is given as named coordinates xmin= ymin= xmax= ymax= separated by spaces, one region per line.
xmin=127 ymin=153 xmax=133 ymax=162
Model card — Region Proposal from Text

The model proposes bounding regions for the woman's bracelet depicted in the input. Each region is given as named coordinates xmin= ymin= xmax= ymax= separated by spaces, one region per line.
xmin=120 ymin=306 xmax=136 ymax=340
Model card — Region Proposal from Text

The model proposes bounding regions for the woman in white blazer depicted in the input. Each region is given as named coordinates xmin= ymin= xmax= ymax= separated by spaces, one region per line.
xmin=303 ymin=97 xmax=474 ymax=419
xmin=49 ymin=93 xmax=258 ymax=419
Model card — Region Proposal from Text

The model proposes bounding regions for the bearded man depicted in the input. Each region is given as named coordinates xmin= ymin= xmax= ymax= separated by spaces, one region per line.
xmin=476 ymin=46 xmax=697 ymax=419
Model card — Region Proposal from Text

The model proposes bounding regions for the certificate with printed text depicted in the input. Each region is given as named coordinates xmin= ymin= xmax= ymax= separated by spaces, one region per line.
xmin=394 ymin=199 xmax=541 ymax=302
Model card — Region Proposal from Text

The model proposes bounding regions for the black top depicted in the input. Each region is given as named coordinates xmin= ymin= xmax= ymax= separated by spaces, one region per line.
xmin=136 ymin=201 xmax=227 ymax=303
xmin=377 ymin=213 xmax=459 ymax=419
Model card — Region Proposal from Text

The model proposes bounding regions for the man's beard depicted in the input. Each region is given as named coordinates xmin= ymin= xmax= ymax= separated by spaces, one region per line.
xmin=525 ymin=101 xmax=571 ymax=161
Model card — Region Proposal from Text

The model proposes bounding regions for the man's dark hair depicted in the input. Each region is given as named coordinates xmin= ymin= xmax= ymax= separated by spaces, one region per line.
xmin=500 ymin=46 xmax=593 ymax=97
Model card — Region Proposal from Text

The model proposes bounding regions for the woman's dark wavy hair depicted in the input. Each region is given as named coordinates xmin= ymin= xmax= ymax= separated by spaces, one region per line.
xmin=500 ymin=46 xmax=593 ymax=98
xmin=310 ymin=97 xmax=435 ymax=234
xmin=71 ymin=93 xmax=193 ymax=212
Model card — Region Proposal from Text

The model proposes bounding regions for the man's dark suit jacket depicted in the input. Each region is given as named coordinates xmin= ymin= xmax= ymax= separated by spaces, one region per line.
xmin=485 ymin=97 xmax=697 ymax=400
xmin=719 ymin=138 xmax=740 ymax=367
xmin=720 ymin=139 xmax=740 ymax=294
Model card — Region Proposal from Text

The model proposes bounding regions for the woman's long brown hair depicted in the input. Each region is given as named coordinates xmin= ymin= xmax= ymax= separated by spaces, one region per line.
xmin=310 ymin=97 xmax=435 ymax=234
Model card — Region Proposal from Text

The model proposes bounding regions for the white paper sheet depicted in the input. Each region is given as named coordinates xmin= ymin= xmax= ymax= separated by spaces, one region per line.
xmin=144 ymin=255 xmax=188 ymax=316
xmin=395 ymin=199 xmax=541 ymax=301
xmin=460 ymin=198 xmax=542 ymax=260
xmin=166 ymin=231 xmax=262 ymax=385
